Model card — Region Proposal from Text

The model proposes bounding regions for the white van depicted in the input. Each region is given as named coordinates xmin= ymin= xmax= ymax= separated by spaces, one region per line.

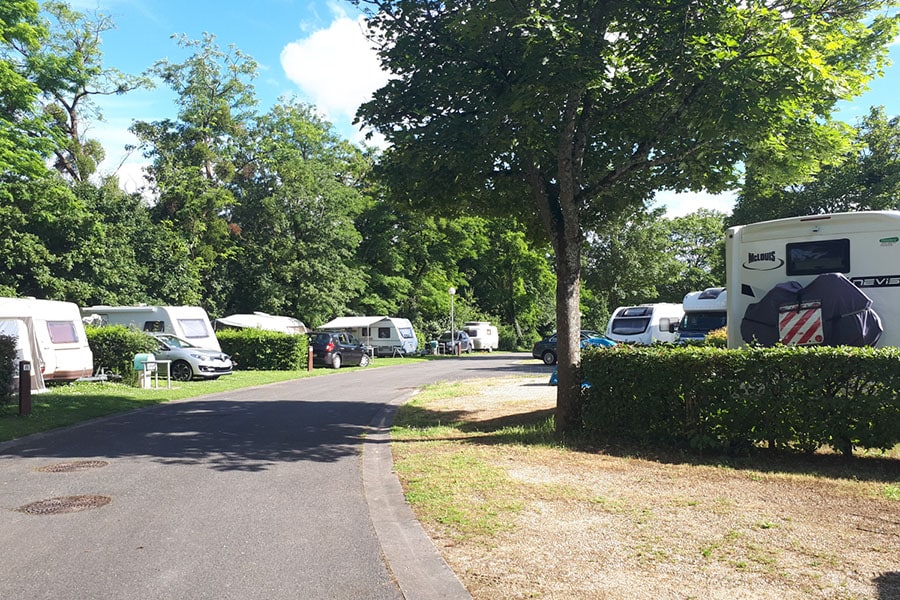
xmin=726 ymin=211 xmax=900 ymax=349
xmin=81 ymin=305 xmax=221 ymax=351
xmin=605 ymin=303 xmax=684 ymax=345
xmin=678 ymin=288 xmax=728 ymax=343
xmin=462 ymin=321 xmax=499 ymax=351
xmin=319 ymin=316 xmax=418 ymax=356
xmin=0 ymin=297 xmax=94 ymax=390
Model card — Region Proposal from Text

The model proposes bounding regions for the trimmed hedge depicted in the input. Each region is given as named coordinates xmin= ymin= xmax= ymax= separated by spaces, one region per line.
xmin=216 ymin=329 xmax=308 ymax=371
xmin=85 ymin=325 xmax=157 ymax=384
xmin=581 ymin=344 xmax=900 ymax=456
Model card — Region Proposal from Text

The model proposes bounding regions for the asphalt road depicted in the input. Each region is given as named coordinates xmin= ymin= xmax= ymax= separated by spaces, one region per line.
xmin=0 ymin=352 xmax=550 ymax=600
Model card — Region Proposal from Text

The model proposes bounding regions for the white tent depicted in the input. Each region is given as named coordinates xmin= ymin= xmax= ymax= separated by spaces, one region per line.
xmin=0 ymin=316 xmax=47 ymax=394
xmin=214 ymin=312 xmax=307 ymax=334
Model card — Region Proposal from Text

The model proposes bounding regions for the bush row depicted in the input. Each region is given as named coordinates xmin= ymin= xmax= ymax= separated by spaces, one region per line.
xmin=85 ymin=325 xmax=157 ymax=384
xmin=581 ymin=344 xmax=900 ymax=456
xmin=217 ymin=329 xmax=308 ymax=371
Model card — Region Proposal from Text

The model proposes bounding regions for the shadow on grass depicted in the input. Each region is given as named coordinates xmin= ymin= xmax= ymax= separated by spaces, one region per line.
xmin=393 ymin=404 xmax=900 ymax=484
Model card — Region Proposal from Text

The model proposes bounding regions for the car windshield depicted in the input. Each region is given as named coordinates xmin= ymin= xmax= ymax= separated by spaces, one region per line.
xmin=157 ymin=335 xmax=196 ymax=349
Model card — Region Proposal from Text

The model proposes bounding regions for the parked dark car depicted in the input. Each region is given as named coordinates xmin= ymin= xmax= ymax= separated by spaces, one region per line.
xmin=438 ymin=330 xmax=473 ymax=354
xmin=531 ymin=330 xmax=613 ymax=365
xmin=307 ymin=331 xmax=371 ymax=369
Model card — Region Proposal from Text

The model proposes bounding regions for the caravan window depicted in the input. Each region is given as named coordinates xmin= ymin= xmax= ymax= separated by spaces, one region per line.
xmin=143 ymin=321 xmax=165 ymax=332
xmin=610 ymin=316 xmax=651 ymax=335
xmin=46 ymin=321 xmax=79 ymax=343
xmin=178 ymin=318 xmax=210 ymax=339
xmin=786 ymin=239 xmax=850 ymax=276
xmin=378 ymin=327 xmax=391 ymax=339
xmin=398 ymin=327 xmax=415 ymax=339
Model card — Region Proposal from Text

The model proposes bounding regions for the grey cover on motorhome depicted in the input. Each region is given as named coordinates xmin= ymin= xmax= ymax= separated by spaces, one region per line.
xmin=740 ymin=273 xmax=882 ymax=347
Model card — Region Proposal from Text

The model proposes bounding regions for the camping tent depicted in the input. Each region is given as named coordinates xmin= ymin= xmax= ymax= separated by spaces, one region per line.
xmin=0 ymin=315 xmax=47 ymax=393
xmin=214 ymin=312 xmax=307 ymax=334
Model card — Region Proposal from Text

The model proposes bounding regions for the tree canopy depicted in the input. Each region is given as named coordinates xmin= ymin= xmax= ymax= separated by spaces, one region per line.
xmin=355 ymin=0 xmax=900 ymax=430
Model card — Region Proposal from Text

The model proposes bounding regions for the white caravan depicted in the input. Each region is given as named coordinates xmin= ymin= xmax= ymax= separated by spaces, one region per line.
xmin=462 ymin=321 xmax=499 ymax=351
xmin=678 ymin=288 xmax=728 ymax=343
xmin=726 ymin=211 xmax=900 ymax=349
xmin=81 ymin=305 xmax=221 ymax=351
xmin=605 ymin=303 xmax=684 ymax=345
xmin=215 ymin=312 xmax=307 ymax=334
xmin=318 ymin=316 xmax=418 ymax=356
xmin=0 ymin=297 xmax=94 ymax=391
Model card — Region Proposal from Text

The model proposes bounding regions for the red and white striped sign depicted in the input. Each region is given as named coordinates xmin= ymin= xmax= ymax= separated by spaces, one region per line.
xmin=778 ymin=302 xmax=824 ymax=346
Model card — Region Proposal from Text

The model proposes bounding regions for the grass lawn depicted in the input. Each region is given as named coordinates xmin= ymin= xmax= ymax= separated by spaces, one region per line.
xmin=0 ymin=354 xmax=431 ymax=443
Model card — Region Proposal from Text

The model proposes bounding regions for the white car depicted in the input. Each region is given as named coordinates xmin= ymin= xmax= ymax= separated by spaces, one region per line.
xmin=149 ymin=333 xmax=234 ymax=381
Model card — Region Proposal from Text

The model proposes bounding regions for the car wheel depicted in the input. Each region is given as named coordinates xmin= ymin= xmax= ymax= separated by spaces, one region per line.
xmin=171 ymin=360 xmax=193 ymax=381
xmin=331 ymin=354 xmax=342 ymax=369
xmin=359 ymin=353 xmax=370 ymax=367
xmin=542 ymin=350 xmax=557 ymax=365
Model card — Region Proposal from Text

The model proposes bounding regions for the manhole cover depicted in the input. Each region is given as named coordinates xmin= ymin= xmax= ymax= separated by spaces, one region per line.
xmin=18 ymin=495 xmax=111 ymax=515
xmin=36 ymin=460 xmax=109 ymax=473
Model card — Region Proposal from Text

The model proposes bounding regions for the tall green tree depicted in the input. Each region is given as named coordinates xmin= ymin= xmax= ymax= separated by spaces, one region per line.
xmin=22 ymin=2 xmax=149 ymax=182
xmin=656 ymin=209 xmax=727 ymax=302
xmin=227 ymin=100 xmax=369 ymax=325
xmin=131 ymin=34 xmax=258 ymax=313
xmin=0 ymin=0 xmax=49 ymax=177
xmin=732 ymin=106 xmax=900 ymax=225
xmin=355 ymin=0 xmax=898 ymax=431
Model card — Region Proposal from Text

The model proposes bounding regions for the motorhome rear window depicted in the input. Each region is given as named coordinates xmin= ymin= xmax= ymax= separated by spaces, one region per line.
xmin=178 ymin=318 xmax=210 ymax=339
xmin=619 ymin=307 xmax=653 ymax=317
xmin=46 ymin=321 xmax=79 ymax=343
xmin=142 ymin=321 xmax=165 ymax=332
xmin=786 ymin=239 xmax=850 ymax=276
xmin=378 ymin=327 xmax=391 ymax=339
xmin=399 ymin=327 xmax=415 ymax=339
xmin=611 ymin=317 xmax=651 ymax=335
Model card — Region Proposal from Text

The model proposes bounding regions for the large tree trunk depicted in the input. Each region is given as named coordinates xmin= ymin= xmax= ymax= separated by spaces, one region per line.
xmin=554 ymin=226 xmax=582 ymax=433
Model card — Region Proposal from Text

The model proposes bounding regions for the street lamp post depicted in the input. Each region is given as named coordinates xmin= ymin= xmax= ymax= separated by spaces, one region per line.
xmin=449 ymin=287 xmax=456 ymax=355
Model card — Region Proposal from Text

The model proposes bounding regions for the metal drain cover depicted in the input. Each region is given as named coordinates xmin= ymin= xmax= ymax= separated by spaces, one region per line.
xmin=36 ymin=460 xmax=109 ymax=473
xmin=18 ymin=495 xmax=111 ymax=515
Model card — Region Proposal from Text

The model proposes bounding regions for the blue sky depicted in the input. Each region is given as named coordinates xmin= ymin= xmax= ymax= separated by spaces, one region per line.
xmin=59 ymin=0 xmax=900 ymax=215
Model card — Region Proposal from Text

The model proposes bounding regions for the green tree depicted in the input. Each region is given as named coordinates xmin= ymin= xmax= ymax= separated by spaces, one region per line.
xmin=226 ymin=100 xmax=369 ymax=325
xmin=23 ymin=2 xmax=149 ymax=181
xmin=732 ymin=106 xmax=900 ymax=225
xmin=656 ymin=209 xmax=727 ymax=302
xmin=131 ymin=34 xmax=257 ymax=313
xmin=0 ymin=0 xmax=50 ymax=177
xmin=354 ymin=0 xmax=898 ymax=432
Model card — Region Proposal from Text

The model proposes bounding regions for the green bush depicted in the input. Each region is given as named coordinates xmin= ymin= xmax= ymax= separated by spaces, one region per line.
xmin=0 ymin=333 xmax=16 ymax=402
xmin=581 ymin=344 xmax=900 ymax=456
xmin=85 ymin=325 xmax=157 ymax=385
xmin=216 ymin=329 xmax=308 ymax=371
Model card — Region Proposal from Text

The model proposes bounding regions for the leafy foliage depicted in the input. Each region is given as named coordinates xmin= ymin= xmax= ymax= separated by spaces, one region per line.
xmin=85 ymin=325 xmax=156 ymax=384
xmin=0 ymin=333 xmax=16 ymax=401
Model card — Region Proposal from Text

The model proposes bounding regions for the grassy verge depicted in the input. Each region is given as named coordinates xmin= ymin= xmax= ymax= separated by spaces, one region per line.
xmin=390 ymin=376 xmax=900 ymax=599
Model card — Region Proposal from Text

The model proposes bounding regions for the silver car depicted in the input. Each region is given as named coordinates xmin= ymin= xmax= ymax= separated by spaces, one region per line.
xmin=150 ymin=333 xmax=234 ymax=381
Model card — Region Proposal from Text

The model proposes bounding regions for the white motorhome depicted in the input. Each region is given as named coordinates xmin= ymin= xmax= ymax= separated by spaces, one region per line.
xmin=605 ymin=303 xmax=684 ymax=345
xmin=726 ymin=211 xmax=900 ymax=349
xmin=678 ymin=288 xmax=728 ymax=343
xmin=462 ymin=321 xmax=499 ymax=351
xmin=215 ymin=312 xmax=307 ymax=334
xmin=81 ymin=305 xmax=221 ymax=351
xmin=318 ymin=316 xmax=418 ymax=356
xmin=0 ymin=297 xmax=94 ymax=391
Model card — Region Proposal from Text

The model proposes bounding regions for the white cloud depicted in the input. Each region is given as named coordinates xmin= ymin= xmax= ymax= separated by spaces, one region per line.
xmin=280 ymin=15 xmax=389 ymax=126
xmin=651 ymin=190 xmax=737 ymax=218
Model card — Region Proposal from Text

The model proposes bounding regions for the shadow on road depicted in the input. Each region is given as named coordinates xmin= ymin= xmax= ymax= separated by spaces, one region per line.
xmin=1 ymin=398 xmax=390 ymax=472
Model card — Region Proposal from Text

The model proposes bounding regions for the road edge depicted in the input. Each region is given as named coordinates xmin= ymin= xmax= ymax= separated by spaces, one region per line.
xmin=363 ymin=391 xmax=473 ymax=600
